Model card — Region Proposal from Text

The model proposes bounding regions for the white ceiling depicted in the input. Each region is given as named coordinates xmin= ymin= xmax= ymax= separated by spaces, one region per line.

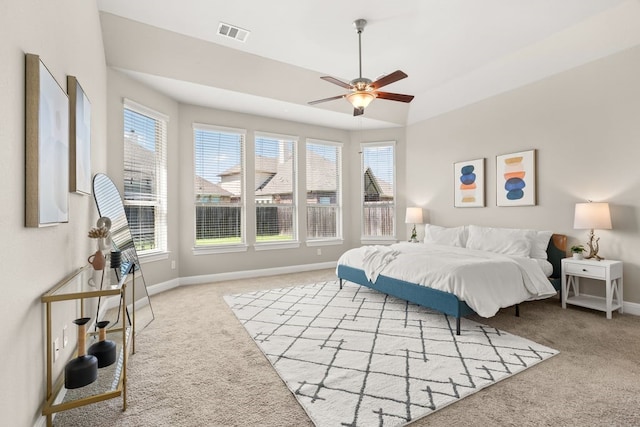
xmin=97 ymin=0 xmax=640 ymax=130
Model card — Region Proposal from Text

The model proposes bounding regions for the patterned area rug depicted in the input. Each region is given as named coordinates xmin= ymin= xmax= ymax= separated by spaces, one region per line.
xmin=224 ymin=281 xmax=558 ymax=427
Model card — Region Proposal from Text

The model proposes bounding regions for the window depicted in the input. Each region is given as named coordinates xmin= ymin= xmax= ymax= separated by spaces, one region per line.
xmin=193 ymin=124 xmax=245 ymax=247
xmin=361 ymin=141 xmax=396 ymax=240
xmin=255 ymin=132 xmax=297 ymax=243
xmin=123 ymin=99 xmax=168 ymax=254
xmin=306 ymin=139 xmax=342 ymax=241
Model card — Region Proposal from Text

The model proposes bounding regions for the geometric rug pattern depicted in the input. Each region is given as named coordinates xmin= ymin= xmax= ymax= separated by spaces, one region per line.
xmin=224 ymin=281 xmax=559 ymax=427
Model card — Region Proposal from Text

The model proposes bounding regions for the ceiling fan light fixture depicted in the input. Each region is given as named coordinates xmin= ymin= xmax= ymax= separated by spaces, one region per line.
xmin=346 ymin=91 xmax=376 ymax=109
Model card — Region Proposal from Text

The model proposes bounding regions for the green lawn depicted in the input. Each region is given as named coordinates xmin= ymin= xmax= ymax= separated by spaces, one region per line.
xmin=196 ymin=234 xmax=293 ymax=246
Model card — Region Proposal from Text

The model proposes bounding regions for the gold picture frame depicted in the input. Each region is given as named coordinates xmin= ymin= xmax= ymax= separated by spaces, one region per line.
xmin=25 ymin=53 xmax=69 ymax=227
xmin=68 ymin=76 xmax=92 ymax=195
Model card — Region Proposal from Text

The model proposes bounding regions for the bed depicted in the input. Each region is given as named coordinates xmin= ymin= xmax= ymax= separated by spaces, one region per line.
xmin=336 ymin=225 xmax=567 ymax=335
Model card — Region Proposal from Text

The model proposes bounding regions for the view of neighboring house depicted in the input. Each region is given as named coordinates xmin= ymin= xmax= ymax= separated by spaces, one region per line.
xmin=363 ymin=167 xmax=393 ymax=202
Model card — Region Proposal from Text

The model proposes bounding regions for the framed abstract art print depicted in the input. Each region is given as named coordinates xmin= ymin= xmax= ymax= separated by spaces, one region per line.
xmin=496 ymin=149 xmax=536 ymax=206
xmin=453 ymin=158 xmax=484 ymax=207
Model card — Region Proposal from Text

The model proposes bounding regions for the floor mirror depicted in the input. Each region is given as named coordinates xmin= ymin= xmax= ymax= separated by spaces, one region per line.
xmin=92 ymin=173 xmax=155 ymax=332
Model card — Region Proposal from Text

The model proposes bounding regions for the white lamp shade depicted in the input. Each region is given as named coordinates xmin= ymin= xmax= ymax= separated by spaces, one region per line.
xmin=573 ymin=202 xmax=612 ymax=230
xmin=405 ymin=207 xmax=423 ymax=224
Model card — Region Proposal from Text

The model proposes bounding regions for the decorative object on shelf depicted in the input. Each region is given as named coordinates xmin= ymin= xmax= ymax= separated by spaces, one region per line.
xmin=64 ymin=317 xmax=98 ymax=389
xmin=96 ymin=216 xmax=112 ymax=251
xmin=570 ymin=245 xmax=585 ymax=259
xmin=454 ymin=158 xmax=485 ymax=207
xmin=108 ymin=250 xmax=122 ymax=287
xmin=88 ymin=321 xmax=117 ymax=368
xmin=89 ymin=221 xmax=111 ymax=253
xmin=87 ymin=221 xmax=111 ymax=274
xmin=25 ymin=53 xmax=70 ymax=227
xmin=405 ymin=207 xmax=423 ymax=243
xmin=88 ymin=249 xmax=105 ymax=271
xmin=110 ymin=250 xmax=122 ymax=269
xmin=573 ymin=201 xmax=612 ymax=261
xmin=496 ymin=149 xmax=536 ymax=207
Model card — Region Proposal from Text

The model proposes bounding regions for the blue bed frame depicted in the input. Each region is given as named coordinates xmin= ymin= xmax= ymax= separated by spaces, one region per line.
xmin=337 ymin=234 xmax=566 ymax=335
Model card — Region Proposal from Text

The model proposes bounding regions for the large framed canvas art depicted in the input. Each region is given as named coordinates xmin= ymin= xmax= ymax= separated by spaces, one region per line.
xmin=25 ymin=53 xmax=69 ymax=227
xmin=496 ymin=149 xmax=536 ymax=207
xmin=68 ymin=76 xmax=92 ymax=195
xmin=454 ymin=158 xmax=484 ymax=207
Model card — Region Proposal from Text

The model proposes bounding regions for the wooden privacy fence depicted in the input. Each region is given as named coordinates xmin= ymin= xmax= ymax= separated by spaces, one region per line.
xmin=195 ymin=203 xmax=393 ymax=239
xmin=363 ymin=202 xmax=395 ymax=237
xmin=196 ymin=205 xmax=293 ymax=238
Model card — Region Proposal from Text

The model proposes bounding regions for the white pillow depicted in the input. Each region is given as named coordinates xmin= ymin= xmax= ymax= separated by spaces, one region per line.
xmin=466 ymin=225 xmax=532 ymax=257
xmin=529 ymin=230 xmax=553 ymax=260
xmin=423 ymin=224 xmax=467 ymax=247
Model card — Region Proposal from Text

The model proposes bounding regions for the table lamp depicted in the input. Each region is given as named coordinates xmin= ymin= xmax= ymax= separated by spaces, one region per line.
xmin=573 ymin=202 xmax=612 ymax=260
xmin=405 ymin=207 xmax=423 ymax=243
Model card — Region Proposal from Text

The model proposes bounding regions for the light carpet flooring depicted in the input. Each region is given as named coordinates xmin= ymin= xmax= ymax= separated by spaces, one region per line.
xmin=53 ymin=268 xmax=640 ymax=427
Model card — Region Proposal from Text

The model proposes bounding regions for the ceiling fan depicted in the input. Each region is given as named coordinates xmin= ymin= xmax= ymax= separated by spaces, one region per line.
xmin=308 ymin=19 xmax=415 ymax=117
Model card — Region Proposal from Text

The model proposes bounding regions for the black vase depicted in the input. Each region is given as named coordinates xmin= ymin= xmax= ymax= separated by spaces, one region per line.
xmin=64 ymin=318 xmax=98 ymax=389
xmin=88 ymin=320 xmax=117 ymax=368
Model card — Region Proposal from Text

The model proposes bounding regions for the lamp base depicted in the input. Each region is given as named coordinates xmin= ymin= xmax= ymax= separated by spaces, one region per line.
xmin=409 ymin=225 xmax=418 ymax=243
xmin=584 ymin=229 xmax=604 ymax=261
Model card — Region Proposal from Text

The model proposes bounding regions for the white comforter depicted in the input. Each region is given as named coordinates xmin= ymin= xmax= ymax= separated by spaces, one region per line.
xmin=337 ymin=242 xmax=557 ymax=318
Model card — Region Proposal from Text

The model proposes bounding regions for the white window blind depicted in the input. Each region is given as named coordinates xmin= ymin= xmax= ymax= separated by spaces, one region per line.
xmin=254 ymin=132 xmax=297 ymax=243
xmin=193 ymin=123 xmax=245 ymax=246
xmin=306 ymin=139 xmax=342 ymax=240
xmin=361 ymin=141 xmax=396 ymax=239
xmin=123 ymin=99 xmax=168 ymax=254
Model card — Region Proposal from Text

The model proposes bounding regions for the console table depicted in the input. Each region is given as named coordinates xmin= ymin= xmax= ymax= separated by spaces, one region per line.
xmin=41 ymin=262 xmax=136 ymax=427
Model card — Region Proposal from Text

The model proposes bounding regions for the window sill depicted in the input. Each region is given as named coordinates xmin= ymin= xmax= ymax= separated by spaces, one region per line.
xmin=306 ymin=239 xmax=344 ymax=247
xmin=360 ymin=238 xmax=398 ymax=246
xmin=138 ymin=251 xmax=170 ymax=263
xmin=193 ymin=244 xmax=249 ymax=255
xmin=254 ymin=241 xmax=301 ymax=251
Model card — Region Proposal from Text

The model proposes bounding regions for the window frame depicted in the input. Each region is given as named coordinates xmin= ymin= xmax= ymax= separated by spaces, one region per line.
xmin=192 ymin=122 xmax=247 ymax=255
xmin=253 ymin=131 xmax=299 ymax=250
xmin=122 ymin=98 xmax=169 ymax=259
xmin=305 ymin=138 xmax=343 ymax=246
xmin=360 ymin=140 xmax=397 ymax=243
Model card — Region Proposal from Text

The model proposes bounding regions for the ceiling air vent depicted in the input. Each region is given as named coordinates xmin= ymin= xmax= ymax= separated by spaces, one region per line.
xmin=217 ymin=22 xmax=250 ymax=42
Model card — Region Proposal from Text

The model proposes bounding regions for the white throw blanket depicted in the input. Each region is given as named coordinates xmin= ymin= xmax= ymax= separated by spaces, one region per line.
xmin=362 ymin=245 xmax=400 ymax=282
xmin=337 ymin=242 xmax=557 ymax=318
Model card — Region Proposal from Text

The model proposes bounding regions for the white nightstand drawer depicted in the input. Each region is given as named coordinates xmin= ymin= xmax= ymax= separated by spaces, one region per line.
xmin=564 ymin=262 xmax=606 ymax=279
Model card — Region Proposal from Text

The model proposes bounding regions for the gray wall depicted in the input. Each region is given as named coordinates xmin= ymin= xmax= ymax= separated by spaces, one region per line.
xmin=0 ymin=1 xmax=107 ymax=425
xmin=406 ymin=44 xmax=640 ymax=304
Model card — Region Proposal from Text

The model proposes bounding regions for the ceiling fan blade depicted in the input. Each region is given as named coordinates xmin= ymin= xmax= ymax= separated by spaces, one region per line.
xmin=375 ymin=91 xmax=415 ymax=103
xmin=369 ymin=70 xmax=408 ymax=90
xmin=320 ymin=76 xmax=353 ymax=89
xmin=353 ymin=107 xmax=364 ymax=117
xmin=308 ymin=94 xmax=346 ymax=105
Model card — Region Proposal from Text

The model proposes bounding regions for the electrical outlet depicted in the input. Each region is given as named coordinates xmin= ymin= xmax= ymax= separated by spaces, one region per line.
xmin=171 ymin=260 xmax=176 ymax=269
xmin=53 ymin=338 xmax=60 ymax=362
xmin=63 ymin=325 xmax=68 ymax=348
xmin=317 ymin=248 xmax=322 ymax=256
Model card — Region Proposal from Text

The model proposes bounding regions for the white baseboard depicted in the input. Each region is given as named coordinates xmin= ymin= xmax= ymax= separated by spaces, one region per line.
xmin=178 ymin=261 xmax=337 ymax=287
xmin=623 ymin=300 xmax=640 ymax=316
xmin=146 ymin=277 xmax=180 ymax=296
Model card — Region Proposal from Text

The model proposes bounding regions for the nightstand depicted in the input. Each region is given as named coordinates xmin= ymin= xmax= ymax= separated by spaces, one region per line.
xmin=561 ymin=258 xmax=623 ymax=319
